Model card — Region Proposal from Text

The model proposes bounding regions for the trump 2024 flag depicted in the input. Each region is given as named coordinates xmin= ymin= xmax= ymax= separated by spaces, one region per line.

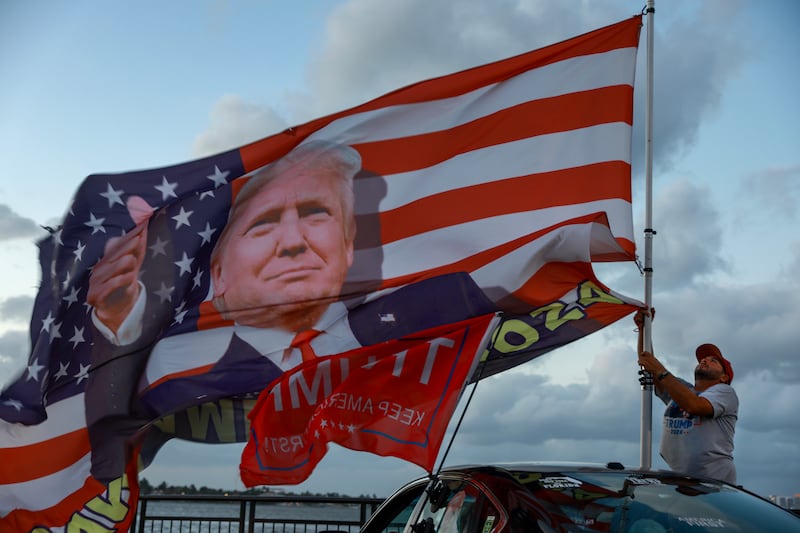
xmin=1 ymin=16 xmax=641 ymax=531
xmin=240 ymin=314 xmax=497 ymax=485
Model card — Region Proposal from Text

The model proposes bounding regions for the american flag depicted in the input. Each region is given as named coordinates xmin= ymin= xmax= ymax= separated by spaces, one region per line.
xmin=2 ymin=152 xmax=243 ymax=425
xmin=0 ymin=152 xmax=244 ymax=531
xmin=1 ymin=15 xmax=642 ymax=531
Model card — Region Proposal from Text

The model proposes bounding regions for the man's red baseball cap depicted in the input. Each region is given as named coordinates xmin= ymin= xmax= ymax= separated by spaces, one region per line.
xmin=696 ymin=343 xmax=734 ymax=383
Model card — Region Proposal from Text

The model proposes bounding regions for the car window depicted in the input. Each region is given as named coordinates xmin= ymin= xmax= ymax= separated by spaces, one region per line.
xmin=414 ymin=479 xmax=501 ymax=533
xmin=511 ymin=471 xmax=800 ymax=531
xmin=362 ymin=482 xmax=426 ymax=533
xmin=613 ymin=479 xmax=800 ymax=532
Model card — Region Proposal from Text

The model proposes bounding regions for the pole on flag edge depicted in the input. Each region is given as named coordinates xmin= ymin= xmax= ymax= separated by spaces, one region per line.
xmin=412 ymin=313 xmax=501 ymax=515
xmin=639 ymin=0 xmax=656 ymax=471
xmin=433 ymin=313 xmax=501 ymax=474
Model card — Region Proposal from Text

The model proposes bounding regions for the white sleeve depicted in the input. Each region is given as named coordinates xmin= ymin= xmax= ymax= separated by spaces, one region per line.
xmin=701 ymin=384 xmax=739 ymax=417
xmin=90 ymin=281 xmax=147 ymax=346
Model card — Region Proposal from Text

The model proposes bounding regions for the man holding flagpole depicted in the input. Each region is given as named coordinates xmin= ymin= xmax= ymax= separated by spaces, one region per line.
xmin=635 ymin=310 xmax=738 ymax=484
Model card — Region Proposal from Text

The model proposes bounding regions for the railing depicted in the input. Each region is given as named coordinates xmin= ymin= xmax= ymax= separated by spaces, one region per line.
xmin=134 ymin=494 xmax=384 ymax=533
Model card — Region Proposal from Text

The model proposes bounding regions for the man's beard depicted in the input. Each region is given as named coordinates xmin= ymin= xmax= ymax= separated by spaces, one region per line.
xmin=694 ymin=367 xmax=717 ymax=381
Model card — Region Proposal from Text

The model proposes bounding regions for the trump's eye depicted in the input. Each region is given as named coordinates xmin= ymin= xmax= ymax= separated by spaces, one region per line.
xmin=298 ymin=204 xmax=331 ymax=219
xmin=246 ymin=212 xmax=281 ymax=233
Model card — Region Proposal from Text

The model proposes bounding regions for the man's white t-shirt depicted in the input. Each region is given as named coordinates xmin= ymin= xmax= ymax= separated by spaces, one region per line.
xmin=657 ymin=381 xmax=738 ymax=484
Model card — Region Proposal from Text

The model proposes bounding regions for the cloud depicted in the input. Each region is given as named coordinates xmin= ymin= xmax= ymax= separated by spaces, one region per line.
xmin=0 ymin=204 xmax=41 ymax=241
xmin=602 ymin=177 xmax=729 ymax=296
xmin=192 ymin=94 xmax=289 ymax=158
xmin=735 ymin=375 xmax=800 ymax=434
xmin=197 ymin=0 xmax=596 ymax=135
xmin=649 ymin=280 xmax=800 ymax=385
xmin=0 ymin=329 xmax=28 ymax=389
xmin=632 ymin=0 xmax=748 ymax=174
xmin=650 ymin=179 xmax=729 ymax=289
xmin=741 ymin=164 xmax=800 ymax=218
xmin=0 ymin=294 xmax=34 ymax=323
xmin=781 ymin=242 xmax=800 ymax=278
xmin=302 ymin=0 xmax=633 ymax=119
xmin=457 ymin=348 xmax=642 ymax=446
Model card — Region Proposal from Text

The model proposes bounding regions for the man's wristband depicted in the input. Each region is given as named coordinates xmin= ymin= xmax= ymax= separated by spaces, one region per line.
xmin=657 ymin=371 xmax=671 ymax=381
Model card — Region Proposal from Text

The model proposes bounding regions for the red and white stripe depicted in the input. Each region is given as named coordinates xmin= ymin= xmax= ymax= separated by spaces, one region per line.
xmin=309 ymin=18 xmax=640 ymax=293
xmin=0 ymin=394 xmax=108 ymax=531
xmin=238 ymin=18 xmax=641 ymax=294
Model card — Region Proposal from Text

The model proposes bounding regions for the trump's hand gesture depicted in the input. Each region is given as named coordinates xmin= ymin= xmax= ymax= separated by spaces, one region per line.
xmin=87 ymin=196 xmax=153 ymax=334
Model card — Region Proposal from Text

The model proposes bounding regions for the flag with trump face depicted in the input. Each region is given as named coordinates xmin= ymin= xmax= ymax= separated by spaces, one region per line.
xmin=1 ymin=15 xmax=642 ymax=530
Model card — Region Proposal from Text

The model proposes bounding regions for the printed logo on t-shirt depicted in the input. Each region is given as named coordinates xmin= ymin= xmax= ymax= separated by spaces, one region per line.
xmin=664 ymin=401 xmax=700 ymax=435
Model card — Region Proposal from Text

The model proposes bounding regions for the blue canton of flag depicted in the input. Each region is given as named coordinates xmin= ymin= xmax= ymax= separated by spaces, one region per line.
xmin=0 ymin=150 xmax=244 ymax=424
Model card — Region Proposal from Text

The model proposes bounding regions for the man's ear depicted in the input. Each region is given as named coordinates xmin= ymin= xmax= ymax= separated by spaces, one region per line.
xmin=211 ymin=262 xmax=226 ymax=298
xmin=210 ymin=262 xmax=229 ymax=315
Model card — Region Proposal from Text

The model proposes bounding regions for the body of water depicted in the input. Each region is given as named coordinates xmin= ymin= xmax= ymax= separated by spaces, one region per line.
xmin=136 ymin=498 xmax=372 ymax=533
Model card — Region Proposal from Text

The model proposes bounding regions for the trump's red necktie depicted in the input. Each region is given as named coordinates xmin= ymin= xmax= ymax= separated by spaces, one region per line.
xmin=290 ymin=329 xmax=321 ymax=363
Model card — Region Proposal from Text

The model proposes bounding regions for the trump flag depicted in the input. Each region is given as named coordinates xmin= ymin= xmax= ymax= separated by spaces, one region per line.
xmin=1 ymin=15 xmax=642 ymax=531
xmin=241 ymin=314 xmax=498 ymax=486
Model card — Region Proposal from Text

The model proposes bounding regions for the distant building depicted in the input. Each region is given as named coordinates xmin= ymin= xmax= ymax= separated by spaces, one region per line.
xmin=769 ymin=493 xmax=799 ymax=510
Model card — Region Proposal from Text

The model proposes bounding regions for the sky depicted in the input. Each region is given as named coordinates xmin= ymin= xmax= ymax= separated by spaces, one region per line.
xmin=1 ymin=0 xmax=798 ymax=501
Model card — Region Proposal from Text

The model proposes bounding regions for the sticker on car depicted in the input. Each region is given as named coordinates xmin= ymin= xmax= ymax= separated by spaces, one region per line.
xmin=539 ymin=476 xmax=583 ymax=489
xmin=677 ymin=517 xmax=728 ymax=527
xmin=624 ymin=476 xmax=662 ymax=485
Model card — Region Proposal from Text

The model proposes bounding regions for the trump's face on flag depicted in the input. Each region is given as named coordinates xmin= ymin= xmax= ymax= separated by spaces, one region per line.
xmin=210 ymin=141 xmax=359 ymax=332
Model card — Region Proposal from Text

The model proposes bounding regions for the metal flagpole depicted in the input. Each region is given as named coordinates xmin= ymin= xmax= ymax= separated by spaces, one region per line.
xmin=640 ymin=0 xmax=656 ymax=470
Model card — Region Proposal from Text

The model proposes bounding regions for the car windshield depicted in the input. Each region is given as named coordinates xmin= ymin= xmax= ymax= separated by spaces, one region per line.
xmin=510 ymin=470 xmax=799 ymax=532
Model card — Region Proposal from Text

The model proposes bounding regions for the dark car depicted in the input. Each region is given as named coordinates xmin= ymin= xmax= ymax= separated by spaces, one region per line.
xmin=360 ymin=462 xmax=800 ymax=532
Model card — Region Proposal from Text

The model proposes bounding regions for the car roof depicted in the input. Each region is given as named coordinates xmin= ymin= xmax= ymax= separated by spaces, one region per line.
xmin=365 ymin=462 xmax=800 ymax=533
xmin=438 ymin=461 xmax=639 ymax=475
xmin=433 ymin=462 xmax=738 ymax=485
